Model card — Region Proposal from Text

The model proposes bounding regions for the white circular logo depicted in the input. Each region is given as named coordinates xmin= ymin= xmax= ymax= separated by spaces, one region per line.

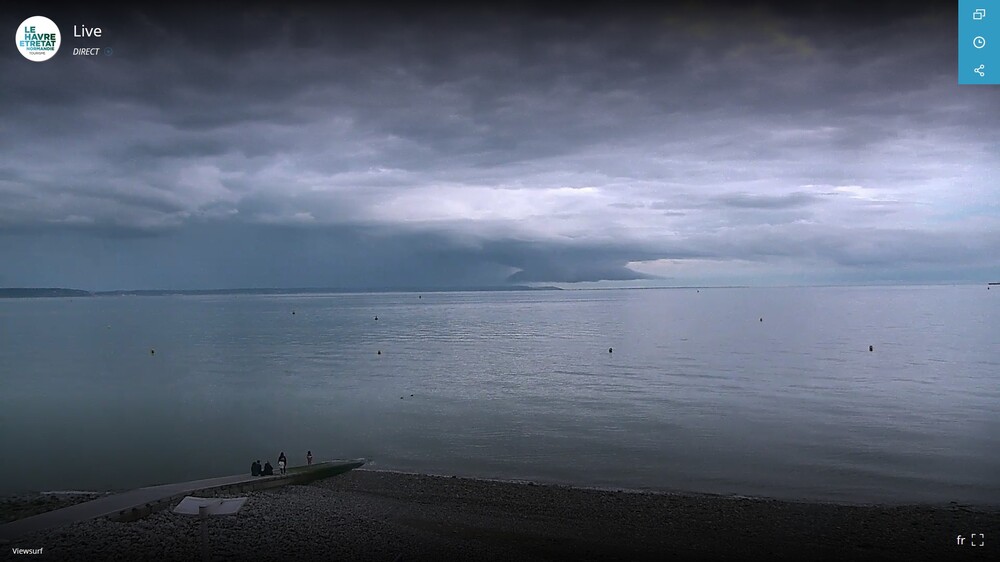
xmin=15 ymin=16 xmax=60 ymax=62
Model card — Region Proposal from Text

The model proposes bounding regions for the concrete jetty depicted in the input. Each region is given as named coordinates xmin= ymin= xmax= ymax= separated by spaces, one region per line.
xmin=0 ymin=459 xmax=364 ymax=543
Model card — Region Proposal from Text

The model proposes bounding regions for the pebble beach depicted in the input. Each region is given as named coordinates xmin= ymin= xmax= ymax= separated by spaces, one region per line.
xmin=3 ymin=469 xmax=998 ymax=561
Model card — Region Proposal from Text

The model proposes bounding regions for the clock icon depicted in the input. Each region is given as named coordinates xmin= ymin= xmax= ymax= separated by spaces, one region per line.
xmin=973 ymin=36 xmax=987 ymax=49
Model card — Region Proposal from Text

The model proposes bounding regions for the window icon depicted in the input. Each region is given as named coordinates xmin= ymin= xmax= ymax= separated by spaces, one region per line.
xmin=973 ymin=8 xmax=986 ymax=20
xmin=973 ymin=36 xmax=987 ymax=49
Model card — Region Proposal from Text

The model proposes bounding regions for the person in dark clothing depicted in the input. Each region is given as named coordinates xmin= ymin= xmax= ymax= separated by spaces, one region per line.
xmin=278 ymin=452 xmax=287 ymax=475
xmin=262 ymin=461 xmax=274 ymax=476
xmin=251 ymin=460 xmax=261 ymax=476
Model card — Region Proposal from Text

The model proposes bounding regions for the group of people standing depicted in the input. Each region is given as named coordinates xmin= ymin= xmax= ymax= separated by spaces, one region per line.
xmin=250 ymin=450 xmax=314 ymax=476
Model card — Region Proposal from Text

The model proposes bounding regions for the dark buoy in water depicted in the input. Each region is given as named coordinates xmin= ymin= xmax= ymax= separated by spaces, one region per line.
xmin=869 ymin=345 xmax=874 ymax=352
xmin=608 ymin=347 xmax=613 ymax=353
xmin=150 ymin=348 xmax=155 ymax=355
xmin=410 ymin=394 xmax=414 ymax=397
xmin=418 ymin=295 xmax=422 ymax=299
xmin=759 ymin=317 xmax=763 ymax=322
xmin=292 ymin=311 xmax=296 ymax=315
xmin=377 ymin=350 xmax=382 ymax=355
xmin=375 ymin=315 xmax=378 ymax=321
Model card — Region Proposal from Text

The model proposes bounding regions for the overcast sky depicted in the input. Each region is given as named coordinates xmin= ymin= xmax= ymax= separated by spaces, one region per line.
xmin=1 ymin=2 xmax=997 ymax=290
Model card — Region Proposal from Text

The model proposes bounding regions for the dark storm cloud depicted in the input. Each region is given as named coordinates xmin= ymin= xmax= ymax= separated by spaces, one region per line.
xmin=715 ymin=192 xmax=822 ymax=209
xmin=0 ymin=2 xmax=997 ymax=288
xmin=475 ymin=238 xmax=684 ymax=283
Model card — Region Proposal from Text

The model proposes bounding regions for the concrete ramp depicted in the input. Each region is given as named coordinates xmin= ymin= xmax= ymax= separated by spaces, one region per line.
xmin=0 ymin=459 xmax=365 ymax=543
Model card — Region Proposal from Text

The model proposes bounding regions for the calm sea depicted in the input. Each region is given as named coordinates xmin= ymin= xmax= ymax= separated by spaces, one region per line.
xmin=0 ymin=286 xmax=997 ymax=505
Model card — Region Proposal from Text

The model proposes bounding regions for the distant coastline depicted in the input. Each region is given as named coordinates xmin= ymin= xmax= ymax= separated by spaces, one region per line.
xmin=0 ymin=288 xmax=93 ymax=298
xmin=0 ymin=286 xmax=562 ymax=298
xmin=3 ymin=284 xmax=997 ymax=298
